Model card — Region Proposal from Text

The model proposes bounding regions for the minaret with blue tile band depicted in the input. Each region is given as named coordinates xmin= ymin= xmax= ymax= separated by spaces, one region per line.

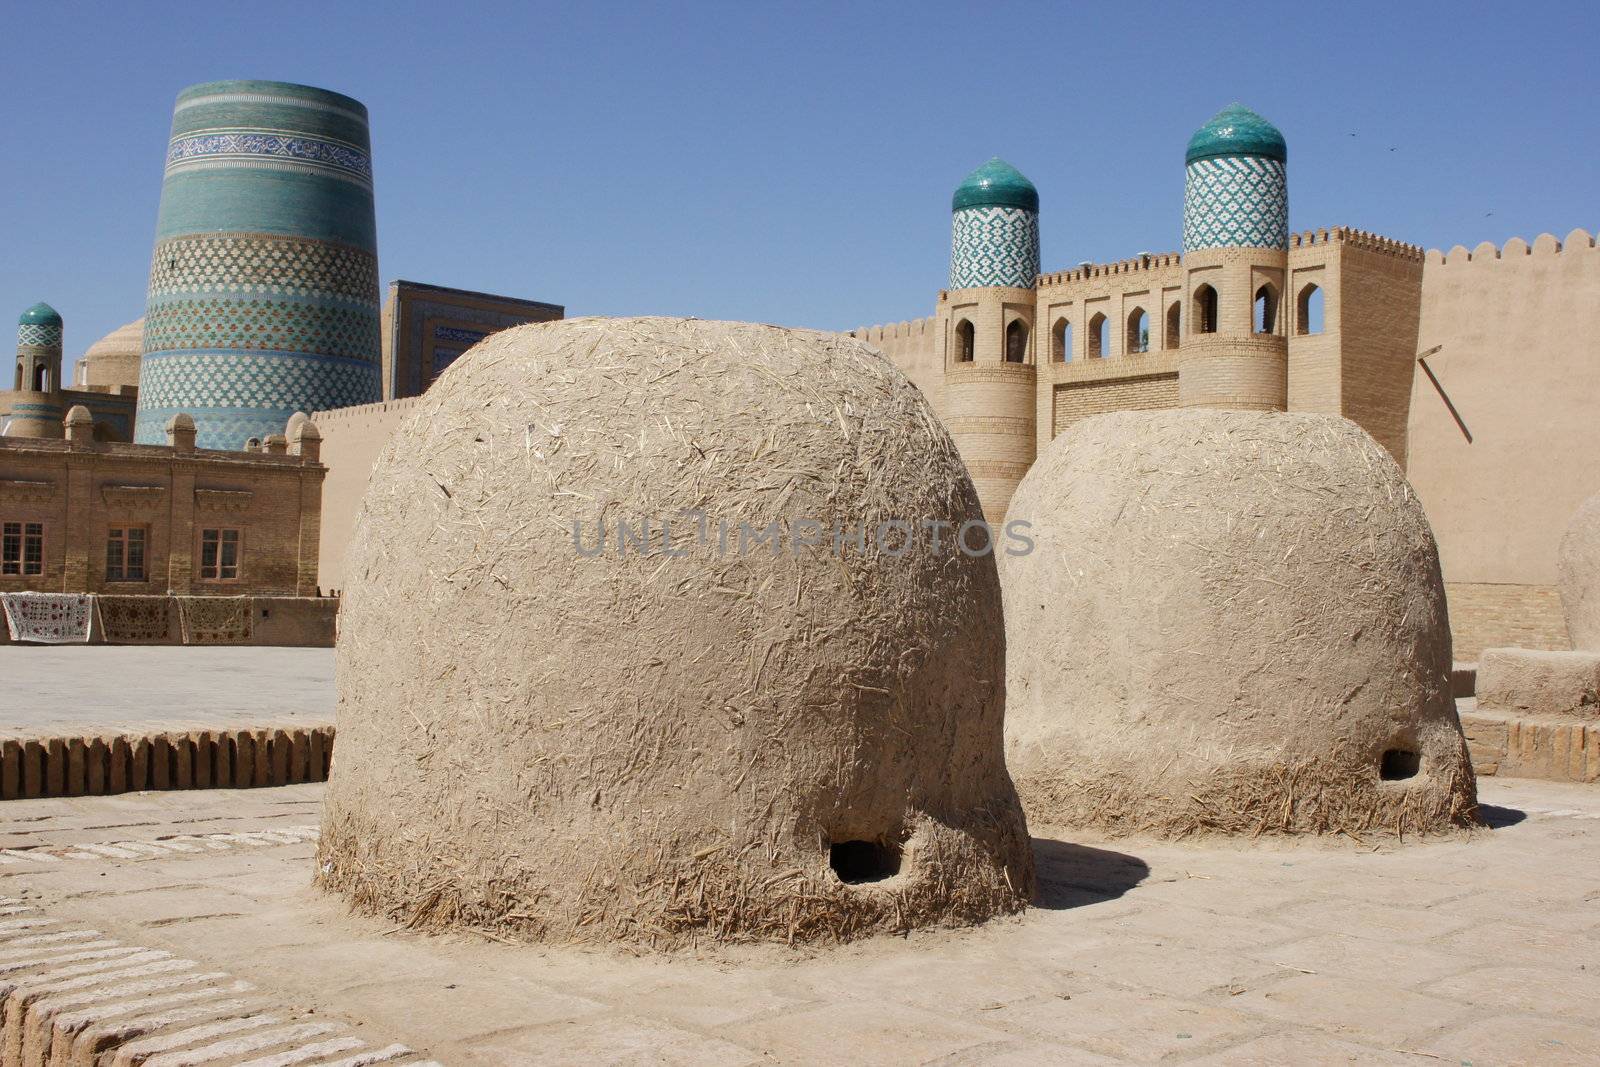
xmin=1182 ymin=104 xmax=1288 ymax=253
xmin=950 ymin=159 xmax=1040 ymax=289
xmin=134 ymin=80 xmax=383 ymax=449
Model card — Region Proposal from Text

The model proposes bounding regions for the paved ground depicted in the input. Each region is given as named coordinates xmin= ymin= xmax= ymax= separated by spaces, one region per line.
xmin=3 ymin=779 xmax=1598 ymax=1065
xmin=0 ymin=647 xmax=334 ymax=735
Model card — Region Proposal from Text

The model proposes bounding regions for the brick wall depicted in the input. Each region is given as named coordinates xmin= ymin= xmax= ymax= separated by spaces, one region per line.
xmin=1052 ymin=372 xmax=1178 ymax=435
xmin=1446 ymin=582 xmax=1569 ymax=661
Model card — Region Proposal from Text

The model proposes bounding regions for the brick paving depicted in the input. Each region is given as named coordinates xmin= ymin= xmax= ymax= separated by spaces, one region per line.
xmin=2 ymin=778 xmax=1597 ymax=1064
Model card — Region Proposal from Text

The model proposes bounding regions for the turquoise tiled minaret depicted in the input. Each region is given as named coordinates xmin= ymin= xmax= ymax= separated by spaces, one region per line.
xmin=950 ymin=159 xmax=1040 ymax=289
xmin=134 ymin=80 xmax=383 ymax=448
xmin=1182 ymin=104 xmax=1288 ymax=252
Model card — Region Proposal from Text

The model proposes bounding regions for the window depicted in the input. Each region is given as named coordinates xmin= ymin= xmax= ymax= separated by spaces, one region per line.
xmin=106 ymin=527 xmax=147 ymax=582
xmin=1088 ymin=312 xmax=1108 ymax=358
xmin=200 ymin=528 xmax=241 ymax=581
xmin=1297 ymin=283 xmax=1324 ymax=335
xmin=2 ymin=522 xmax=44 ymax=576
xmin=32 ymin=365 xmax=48 ymax=392
xmin=1126 ymin=307 xmax=1149 ymax=354
xmin=1165 ymin=302 xmax=1181 ymax=349
xmin=1194 ymin=284 xmax=1218 ymax=334
xmin=1004 ymin=319 xmax=1029 ymax=363
xmin=1254 ymin=284 xmax=1279 ymax=334
xmin=1051 ymin=318 xmax=1072 ymax=362
xmin=954 ymin=319 xmax=975 ymax=363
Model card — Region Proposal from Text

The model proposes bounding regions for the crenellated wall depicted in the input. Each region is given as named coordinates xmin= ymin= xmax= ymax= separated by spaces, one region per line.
xmin=850 ymin=317 xmax=942 ymax=416
xmin=1408 ymin=229 xmax=1600 ymax=618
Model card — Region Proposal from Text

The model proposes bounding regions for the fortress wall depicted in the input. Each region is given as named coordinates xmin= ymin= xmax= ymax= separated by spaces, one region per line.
xmin=309 ymin=397 xmax=426 ymax=592
xmin=1337 ymin=231 xmax=1425 ymax=465
xmin=851 ymin=317 xmax=942 ymax=416
xmin=1409 ymin=230 xmax=1600 ymax=649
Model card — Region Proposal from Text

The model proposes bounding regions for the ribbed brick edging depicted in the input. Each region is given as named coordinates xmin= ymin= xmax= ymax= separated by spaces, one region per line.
xmin=0 ymin=726 xmax=334 ymax=801
xmin=1461 ymin=709 xmax=1599 ymax=783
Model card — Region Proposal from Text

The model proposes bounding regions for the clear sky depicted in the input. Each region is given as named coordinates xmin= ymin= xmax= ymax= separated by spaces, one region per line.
xmin=3 ymin=1 xmax=1595 ymax=367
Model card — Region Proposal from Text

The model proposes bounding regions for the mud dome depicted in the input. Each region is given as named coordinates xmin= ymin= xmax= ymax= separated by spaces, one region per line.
xmin=317 ymin=317 xmax=1034 ymax=947
xmin=1000 ymin=409 xmax=1478 ymax=838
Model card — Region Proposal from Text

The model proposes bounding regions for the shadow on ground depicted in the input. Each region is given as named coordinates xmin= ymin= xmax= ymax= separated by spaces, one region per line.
xmin=1478 ymin=803 xmax=1527 ymax=829
xmin=1031 ymin=837 xmax=1150 ymax=910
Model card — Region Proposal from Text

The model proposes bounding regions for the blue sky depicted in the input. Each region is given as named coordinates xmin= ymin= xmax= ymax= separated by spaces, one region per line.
xmin=2 ymin=1 xmax=1596 ymax=364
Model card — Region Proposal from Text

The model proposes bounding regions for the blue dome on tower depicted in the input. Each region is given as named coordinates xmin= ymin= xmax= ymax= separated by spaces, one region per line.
xmin=1185 ymin=104 xmax=1287 ymax=166
xmin=952 ymin=159 xmax=1039 ymax=213
xmin=19 ymin=303 xmax=62 ymax=327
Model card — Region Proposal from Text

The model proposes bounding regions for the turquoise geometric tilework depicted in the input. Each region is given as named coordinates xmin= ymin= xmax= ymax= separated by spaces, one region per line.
xmin=950 ymin=206 xmax=1040 ymax=289
xmin=134 ymin=350 xmax=381 ymax=448
xmin=144 ymin=297 xmax=380 ymax=363
xmin=148 ymin=234 xmax=378 ymax=305
xmin=1182 ymin=156 xmax=1288 ymax=252
xmin=17 ymin=323 xmax=63 ymax=348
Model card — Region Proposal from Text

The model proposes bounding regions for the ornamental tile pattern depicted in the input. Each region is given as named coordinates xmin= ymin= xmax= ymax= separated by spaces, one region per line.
xmin=1182 ymin=156 xmax=1288 ymax=251
xmin=167 ymin=131 xmax=372 ymax=186
xmin=950 ymin=206 xmax=1040 ymax=289
xmin=144 ymin=298 xmax=379 ymax=363
xmin=16 ymin=324 xmax=63 ymax=348
xmin=148 ymin=234 xmax=378 ymax=304
xmin=135 ymin=351 xmax=381 ymax=448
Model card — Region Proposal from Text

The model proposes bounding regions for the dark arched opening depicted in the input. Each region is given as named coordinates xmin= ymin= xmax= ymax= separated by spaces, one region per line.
xmin=1088 ymin=312 xmax=1108 ymax=358
xmin=1194 ymin=284 xmax=1218 ymax=334
xmin=1165 ymin=302 xmax=1181 ymax=349
xmin=954 ymin=319 xmax=975 ymax=363
xmin=1254 ymin=283 xmax=1279 ymax=334
xmin=1005 ymin=319 xmax=1029 ymax=363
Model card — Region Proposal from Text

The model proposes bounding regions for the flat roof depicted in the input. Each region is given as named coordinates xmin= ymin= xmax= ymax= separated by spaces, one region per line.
xmin=388 ymin=279 xmax=563 ymax=314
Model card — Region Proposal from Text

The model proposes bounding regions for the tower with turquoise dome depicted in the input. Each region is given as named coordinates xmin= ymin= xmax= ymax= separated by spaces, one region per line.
xmin=1177 ymin=104 xmax=1291 ymax=411
xmin=5 ymin=303 xmax=67 ymax=438
xmin=134 ymin=80 xmax=383 ymax=449
xmin=1182 ymin=103 xmax=1288 ymax=253
xmin=949 ymin=158 xmax=1040 ymax=289
xmin=938 ymin=158 xmax=1041 ymax=521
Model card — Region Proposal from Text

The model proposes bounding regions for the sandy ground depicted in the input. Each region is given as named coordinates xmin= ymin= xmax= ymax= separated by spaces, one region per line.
xmin=0 ymin=647 xmax=334 ymax=734
xmin=2 ymin=778 xmax=1598 ymax=1065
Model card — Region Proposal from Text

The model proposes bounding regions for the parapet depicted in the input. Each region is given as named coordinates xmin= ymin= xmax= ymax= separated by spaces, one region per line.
xmin=307 ymin=396 xmax=429 ymax=425
xmin=1426 ymin=229 xmax=1596 ymax=267
xmin=1038 ymin=251 xmax=1184 ymax=287
xmin=1291 ymin=227 xmax=1425 ymax=261
xmin=849 ymin=317 xmax=935 ymax=344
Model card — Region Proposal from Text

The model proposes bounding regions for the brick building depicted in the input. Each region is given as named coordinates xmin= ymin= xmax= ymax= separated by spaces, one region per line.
xmin=0 ymin=406 xmax=324 ymax=597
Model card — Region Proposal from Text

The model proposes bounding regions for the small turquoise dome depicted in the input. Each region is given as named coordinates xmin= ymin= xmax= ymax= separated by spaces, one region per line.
xmin=952 ymin=158 xmax=1039 ymax=213
xmin=1185 ymin=104 xmax=1287 ymax=165
xmin=18 ymin=303 xmax=61 ymax=327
